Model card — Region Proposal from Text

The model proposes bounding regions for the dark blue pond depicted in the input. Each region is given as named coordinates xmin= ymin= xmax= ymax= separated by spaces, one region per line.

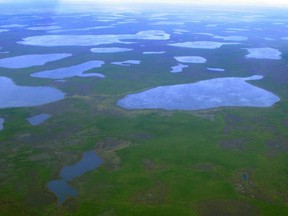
xmin=27 ymin=113 xmax=51 ymax=126
xmin=47 ymin=179 xmax=78 ymax=205
xmin=60 ymin=151 xmax=103 ymax=181
xmin=0 ymin=117 xmax=4 ymax=131
xmin=47 ymin=151 xmax=103 ymax=205
xmin=242 ymin=172 xmax=249 ymax=182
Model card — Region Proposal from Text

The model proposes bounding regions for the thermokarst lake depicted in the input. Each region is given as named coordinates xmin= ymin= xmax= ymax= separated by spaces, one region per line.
xmin=1 ymin=2 xmax=288 ymax=215
xmin=117 ymin=76 xmax=280 ymax=110
xmin=111 ymin=60 xmax=141 ymax=66
xmin=47 ymin=151 xmax=103 ymax=205
xmin=90 ymin=47 xmax=133 ymax=53
xmin=168 ymin=41 xmax=239 ymax=49
xmin=0 ymin=76 xmax=65 ymax=108
xmin=31 ymin=61 xmax=105 ymax=79
xmin=171 ymin=63 xmax=188 ymax=73
xmin=174 ymin=56 xmax=207 ymax=64
xmin=0 ymin=53 xmax=72 ymax=68
xmin=27 ymin=113 xmax=51 ymax=126
xmin=0 ymin=117 xmax=4 ymax=131
xmin=17 ymin=30 xmax=170 ymax=46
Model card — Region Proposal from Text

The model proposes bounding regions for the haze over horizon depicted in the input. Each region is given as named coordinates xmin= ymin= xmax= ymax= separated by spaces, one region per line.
xmin=0 ymin=0 xmax=287 ymax=7
xmin=1 ymin=0 xmax=288 ymax=212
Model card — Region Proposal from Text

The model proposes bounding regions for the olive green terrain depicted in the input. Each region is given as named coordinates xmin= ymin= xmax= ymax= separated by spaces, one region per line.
xmin=1 ymin=50 xmax=288 ymax=216
xmin=1 ymin=5 xmax=288 ymax=216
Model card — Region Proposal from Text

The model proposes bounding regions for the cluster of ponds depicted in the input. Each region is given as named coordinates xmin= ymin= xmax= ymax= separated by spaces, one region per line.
xmin=1 ymin=4 xmax=287 ymax=204
xmin=47 ymin=151 xmax=103 ymax=205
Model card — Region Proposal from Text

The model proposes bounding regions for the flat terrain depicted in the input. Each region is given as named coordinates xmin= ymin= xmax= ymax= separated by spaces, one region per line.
xmin=0 ymin=3 xmax=288 ymax=216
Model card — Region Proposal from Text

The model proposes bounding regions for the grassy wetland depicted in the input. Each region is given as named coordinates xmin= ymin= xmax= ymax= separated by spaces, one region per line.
xmin=1 ymin=2 xmax=288 ymax=216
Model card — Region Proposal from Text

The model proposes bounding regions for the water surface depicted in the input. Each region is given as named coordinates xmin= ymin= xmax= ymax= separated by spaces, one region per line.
xmin=143 ymin=51 xmax=166 ymax=54
xmin=242 ymin=173 xmax=249 ymax=181
xmin=169 ymin=41 xmax=239 ymax=49
xmin=112 ymin=60 xmax=141 ymax=66
xmin=0 ymin=53 xmax=71 ymax=69
xmin=0 ymin=117 xmax=4 ymax=131
xmin=90 ymin=47 xmax=133 ymax=53
xmin=245 ymin=47 xmax=281 ymax=60
xmin=118 ymin=75 xmax=280 ymax=111
xmin=31 ymin=61 xmax=105 ymax=79
xmin=171 ymin=64 xmax=188 ymax=73
xmin=48 ymin=151 xmax=103 ymax=204
xmin=0 ymin=76 xmax=65 ymax=108
xmin=47 ymin=180 xmax=78 ymax=205
xmin=174 ymin=56 xmax=207 ymax=63
xmin=27 ymin=113 xmax=51 ymax=126
xmin=18 ymin=30 xmax=170 ymax=46
xmin=60 ymin=151 xmax=103 ymax=181
xmin=207 ymin=67 xmax=225 ymax=72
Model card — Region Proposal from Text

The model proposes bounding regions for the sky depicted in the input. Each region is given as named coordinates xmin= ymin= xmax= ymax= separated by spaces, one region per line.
xmin=59 ymin=0 xmax=288 ymax=7
xmin=0 ymin=0 xmax=287 ymax=7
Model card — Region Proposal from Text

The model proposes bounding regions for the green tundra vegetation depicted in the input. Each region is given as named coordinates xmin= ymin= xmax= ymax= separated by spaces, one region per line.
xmin=0 ymin=3 xmax=288 ymax=216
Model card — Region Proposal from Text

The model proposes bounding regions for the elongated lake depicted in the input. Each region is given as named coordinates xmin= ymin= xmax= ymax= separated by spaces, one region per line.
xmin=117 ymin=75 xmax=280 ymax=111
xmin=27 ymin=114 xmax=51 ymax=126
xmin=0 ymin=53 xmax=71 ymax=69
xmin=31 ymin=61 xmax=105 ymax=79
xmin=0 ymin=117 xmax=4 ymax=131
xmin=47 ymin=151 xmax=103 ymax=205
